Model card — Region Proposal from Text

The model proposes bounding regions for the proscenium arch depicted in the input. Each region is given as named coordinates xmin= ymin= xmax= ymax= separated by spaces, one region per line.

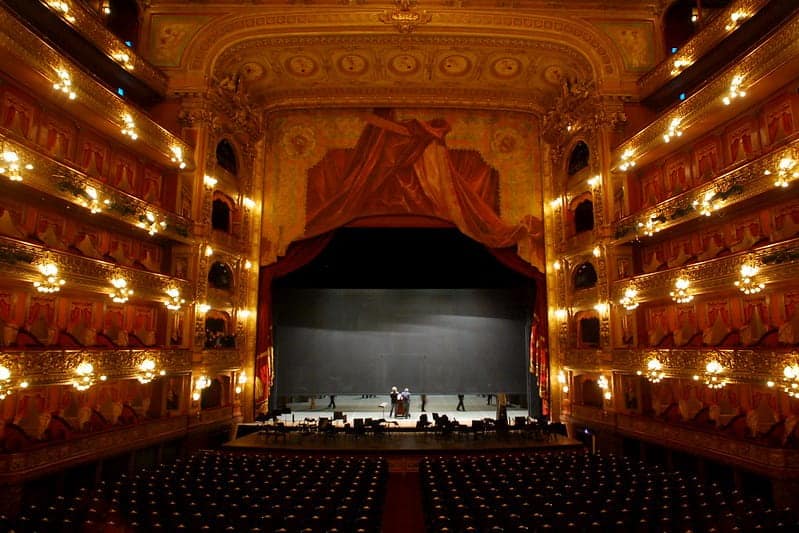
xmin=171 ymin=10 xmax=629 ymax=103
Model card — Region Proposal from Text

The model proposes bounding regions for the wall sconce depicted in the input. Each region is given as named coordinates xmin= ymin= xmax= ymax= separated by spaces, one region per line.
xmin=204 ymin=245 xmax=214 ymax=257
xmin=725 ymin=11 xmax=748 ymax=31
xmin=593 ymin=301 xmax=609 ymax=315
xmin=238 ymin=309 xmax=251 ymax=320
xmin=662 ymin=117 xmax=683 ymax=143
xmin=549 ymin=198 xmax=562 ymax=210
xmin=243 ymin=197 xmax=256 ymax=210
xmin=203 ymin=175 xmax=217 ymax=188
xmin=72 ymin=362 xmax=106 ymax=391
xmin=692 ymin=189 xmax=721 ymax=216
xmin=554 ymin=308 xmax=568 ymax=321
xmin=557 ymin=370 xmax=569 ymax=394
xmin=79 ymin=186 xmax=109 ymax=214
xmin=112 ymin=51 xmax=134 ymax=71
xmin=138 ymin=212 xmax=166 ymax=235
xmin=52 ymin=68 xmax=76 ymax=99
xmin=236 ymin=371 xmax=247 ymax=395
xmin=101 ymin=1 xmax=111 ymax=15
xmin=46 ymin=1 xmax=75 ymax=22
xmin=723 ymin=75 xmax=746 ymax=105
xmin=587 ymin=175 xmax=601 ymax=188
xmin=0 ymin=148 xmax=34 ymax=182
xmin=34 ymin=262 xmax=65 ymax=293
xmin=765 ymin=156 xmax=797 ymax=188
xmin=670 ymin=276 xmax=693 ymax=304
xmin=0 ymin=365 xmax=28 ymax=400
xmin=120 ymin=113 xmax=138 ymax=140
xmin=552 ymin=259 xmax=562 ymax=271
xmin=170 ymin=146 xmax=187 ymax=169
xmin=698 ymin=359 xmax=726 ymax=389
xmin=619 ymin=148 xmax=636 ymax=171
xmin=781 ymin=364 xmax=799 ymax=398
xmin=109 ymin=277 xmax=133 ymax=303
xmin=165 ymin=288 xmax=185 ymax=311
xmin=636 ymin=358 xmax=665 ymax=383
xmin=244 ymin=260 xmax=253 ymax=271
xmin=136 ymin=359 xmax=165 ymax=384
xmin=592 ymin=246 xmax=601 ymax=258
xmin=619 ymin=286 xmax=639 ymax=310
xmin=197 ymin=303 xmax=211 ymax=314
xmin=735 ymin=263 xmax=765 ymax=294
xmin=194 ymin=374 xmax=212 ymax=399
xmin=638 ymin=215 xmax=663 ymax=237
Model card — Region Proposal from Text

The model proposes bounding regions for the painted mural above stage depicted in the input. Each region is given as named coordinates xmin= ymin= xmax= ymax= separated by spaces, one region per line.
xmin=262 ymin=108 xmax=545 ymax=269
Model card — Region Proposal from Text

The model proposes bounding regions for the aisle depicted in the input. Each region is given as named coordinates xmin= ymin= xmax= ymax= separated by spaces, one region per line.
xmin=381 ymin=471 xmax=424 ymax=533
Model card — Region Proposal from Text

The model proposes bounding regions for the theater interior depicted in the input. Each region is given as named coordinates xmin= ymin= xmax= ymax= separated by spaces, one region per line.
xmin=2 ymin=0 xmax=799 ymax=531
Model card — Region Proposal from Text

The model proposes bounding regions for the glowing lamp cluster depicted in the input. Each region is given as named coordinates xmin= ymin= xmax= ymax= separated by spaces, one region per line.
xmin=637 ymin=358 xmax=665 ymax=383
xmin=735 ymin=263 xmax=765 ymax=295
xmin=120 ymin=114 xmax=138 ymax=140
xmin=765 ymin=156 xmax=798 ymax=188
xmin=670 ymin=276 xmax=693 ymax=304
xmin=587 ymin=175 xmax=601 ymax=188
xmin=136 ymin=359 xmax=165 ymax=384
xmin=53 ymin=69 xmax=76 ymax=100
xmin=203 ymin=175 xmax=218 ymax=188
xmin=109 ymin=277 xmax=134 ymax=303
xmin=697 ymin=360 xmax=726 ymax=389
xmin=597 ymin=374 xmax=611 ymax=400
xmin=139 ymin=211 xmax=166 ymax=235
xmin=80 ymin=186 xmax=109 ymax=214
xmin=693 ymin=189 xmax=721 ymax=217
xmin=193 ymin=374 xmax=212 ymax=401
xmin=725 ymin=11 xmax=748 ymax=31
xmin=34 ymin=262 xmax=65 ymax=293
xmin=235 ymin=371 xmax=247 ymax=395
xmin=638 ymin=216 xmax=662 ymax=237
xmin=723 ymin=75 xmax=746 ymax=105
xmin=243 ymin=197 xmax=256 ymax=210
xmin=619 ymin=287 xmax=639 ymax=311
xmin=165 ymin=288 xmax=186 ymax=311
xmin=557 ymin=370 xmax=569 ymax=394
xmin=619 ymin=149 xmax=636 ymax=171
xmin=46 ymin=1 xmax=75 ymax=22
xmin=781 ymin=364 xmax=799 ymax=398
xmin=662 ymin=117 xmax=683 ymax=143
xmin=0 ymin=149 xmax=33 ymax=182
xmin=170 ymin=146 xmax=187 ymax=169
xmin=112 ymin=51 xmax=134 ymax=71
xmin=671 ymin=57 xmax=692 ymax=75
xmin=72 ymin=362 xmax=106 ymax=391
xmin=0 ymin=365 xmax=28 ymax=400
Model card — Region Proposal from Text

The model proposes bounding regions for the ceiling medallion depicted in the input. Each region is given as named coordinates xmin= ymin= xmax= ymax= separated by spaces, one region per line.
xmin=379 ymin=0 xmax=432 ymax=34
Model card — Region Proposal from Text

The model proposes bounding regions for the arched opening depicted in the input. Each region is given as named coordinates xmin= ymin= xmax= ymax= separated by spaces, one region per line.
xmin=578 ymin=315 xmax=601 ymax=347
xmin=573 ymin=262 xmax=598 ymax=290
xmin=204 ymin=310 xmax=235 ymax=348
xmin=574 ymin=199 xmax=595 ymax=233
xmin=581 ymin=378 xmax=604 ymax=407
xmin=200 ymin=378 xmax=223 ymax=409
xmin=567 ymin=141 xmax=590 ymax=176
xmin=208 ymin=262 xmax=234 ymax=291
xmin=106 ymin=0 xmax=140 ymax=48
xmin=211 ymin=194 xmax=233 ymax=233
xmin=216 ymin=139 xmax=238 ymax=176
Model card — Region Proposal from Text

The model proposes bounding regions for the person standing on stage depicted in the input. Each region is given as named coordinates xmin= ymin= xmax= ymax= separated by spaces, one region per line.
xmin=421 ymin=393 xmax=427 ymax=412
xmin=456 ymin=393 xmax=466 ymax=411
xmin=401 ymin=387 xmax=411 ymax=418
xmin=389 ymin=386 xmax=399 ymax=417
xmin=327 ymin=394 xmax=336 ymax=409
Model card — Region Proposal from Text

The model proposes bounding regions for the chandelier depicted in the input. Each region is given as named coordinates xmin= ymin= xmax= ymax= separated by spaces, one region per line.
xmin=692 ymin=189 xmax=721 ymax=217
xmin=637 ymin=358 xmax=665 ymax=383
xmin=53 ymin=69 xmax=77 ymax=99
xmin=670 ymin=276 xmax=693 ymax=304
xmin=33 ymin=262 xmax=65 ymax=293
xmin=72 ymin=362 xmax=106 ymax=391
xmin=619 ymin=286 xmax=639 ymax=310
xmin=0 ymin=148 xmax=33 ymax=182
xmin=136 ymin=359 xmax=165 ymax=384
xmin=109 ymin=277 xmax=133 ymax=303
xmin=734 ymin=263 xmax=765 ymax=295
xmin=700 ymin=360 xmax=726 ymax=389
xmin=766 ymin=156 xmax=797 ymax=188
xmin=139 ymin=212 xmax=166 ymax=235
xmin=80 ymin=186 xmax=108 ymax=214
xmin=0 ymin=365 xmax=27 ymax=400
xmin=781 ymin=364 xmax=799 ymax=398
xmin=170 ymin=146 xmax=187 ymax=169
xmin=165 ymin=288 xmax=185 ymax=311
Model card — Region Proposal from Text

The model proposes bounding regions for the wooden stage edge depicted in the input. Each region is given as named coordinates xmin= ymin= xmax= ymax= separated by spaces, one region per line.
xmin=223 ymin=430 xmax=584 ymax=457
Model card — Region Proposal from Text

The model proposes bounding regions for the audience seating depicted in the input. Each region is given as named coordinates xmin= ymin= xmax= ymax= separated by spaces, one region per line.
xmin=5 ymin=451 xmax=388 ymax=532
xmin=420 ymin=451 xmax=798 ymax=533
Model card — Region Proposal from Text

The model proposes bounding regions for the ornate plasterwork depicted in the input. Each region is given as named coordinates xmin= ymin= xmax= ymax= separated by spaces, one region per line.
xmin=379 ymin=0 xmax=432 ymax=33
xmin=0 ymin=349 xmax=192 ymax=387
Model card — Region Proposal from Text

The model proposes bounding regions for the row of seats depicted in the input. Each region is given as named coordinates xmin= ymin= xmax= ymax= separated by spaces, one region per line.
xmin=2 ymin=451 xmax=388 ymax=532
xmin=420 ymin=451 xmax=797 ymax=532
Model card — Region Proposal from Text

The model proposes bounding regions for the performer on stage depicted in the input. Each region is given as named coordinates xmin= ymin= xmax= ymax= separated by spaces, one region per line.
xmin=456 ymin=394 xmax=466 ymax=411
xmin=389 ymin=386 xmax=398 ymax=417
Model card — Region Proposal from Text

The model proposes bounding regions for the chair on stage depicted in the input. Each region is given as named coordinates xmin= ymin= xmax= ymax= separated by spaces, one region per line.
xmin=353 ymin=418 xmax=366 ymax=438
xmin=318 ymin=417 xmax=335 ymax=438
xmin=416 ymin=413 xmax=432 ymax=435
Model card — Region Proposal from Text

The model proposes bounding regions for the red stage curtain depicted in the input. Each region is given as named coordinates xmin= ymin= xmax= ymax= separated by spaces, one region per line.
xmin=255 ymin=233 xmax=334 ymax=409
xmin=305 ymin=111 xmax=542 ymax=249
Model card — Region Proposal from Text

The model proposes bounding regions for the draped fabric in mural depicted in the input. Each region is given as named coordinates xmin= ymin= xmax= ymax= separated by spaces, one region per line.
xmin=304 ymin=109 xmax=541 ymax=248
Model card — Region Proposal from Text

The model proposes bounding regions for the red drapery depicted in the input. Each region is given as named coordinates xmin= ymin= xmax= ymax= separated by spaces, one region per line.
xmin=304 ymin=110 xmax=542 ymax=248
xmin=255 ymin=233 xmax=334 ymax=409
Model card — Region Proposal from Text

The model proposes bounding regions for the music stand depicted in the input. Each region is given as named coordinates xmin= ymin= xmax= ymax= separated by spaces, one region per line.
xmin=379 ymin=402 xmax=387 ymax=418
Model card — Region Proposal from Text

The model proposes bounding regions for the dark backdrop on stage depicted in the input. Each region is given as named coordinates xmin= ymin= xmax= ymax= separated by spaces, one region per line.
xmin=273 ymin=287 xmax=529 ymax=394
